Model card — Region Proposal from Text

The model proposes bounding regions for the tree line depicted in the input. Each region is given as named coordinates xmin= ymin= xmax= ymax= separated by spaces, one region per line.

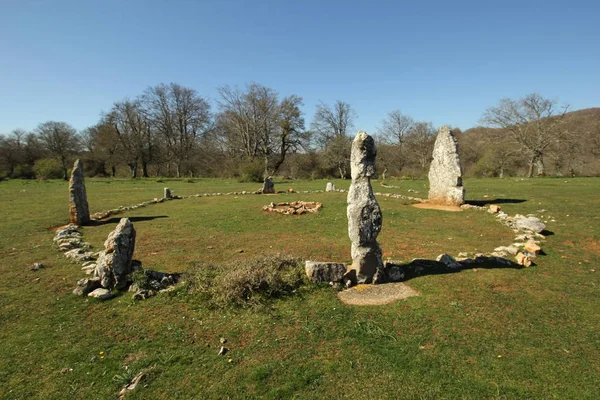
xmin=1 ymin=84 xmax=599 ymax=181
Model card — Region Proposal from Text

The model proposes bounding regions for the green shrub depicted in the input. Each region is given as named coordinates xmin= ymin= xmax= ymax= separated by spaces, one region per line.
xmin=184 ymin=254 xmax=305 ymax=308
xmin=12 ymin=164 xmax=35 ymax=179
xmin=238 ymin=158 xmax=265 ymax=183
xmin=33 ymin=158 xmax=63 ymax=180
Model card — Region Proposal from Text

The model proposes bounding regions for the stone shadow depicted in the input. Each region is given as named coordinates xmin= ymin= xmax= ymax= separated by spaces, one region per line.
xmin=385 ymin=256 xmax=524 ymax=283
xmin=467 ymin=198 xmax=526 ymax=206
xmin=91 ymin=216 xmax=169 ymax=226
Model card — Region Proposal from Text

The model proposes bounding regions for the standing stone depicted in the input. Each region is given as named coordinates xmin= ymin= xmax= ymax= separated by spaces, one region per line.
xmin=326 ymin=182 xmax=336 ymax=192
xmin=69 ymin=159 xmax=90 ymax=225
xmin=164 ymin=188 xmax=172 ymax=199
xmin=95 ymin=218 xmax=136 ymax=290
xmin=347 ymin=131 xmax=384 ymax=284
xmin=262 ymin=177 xmax=275 ymax=194
xmin=427 ymin=126 xmax=465 ymax=206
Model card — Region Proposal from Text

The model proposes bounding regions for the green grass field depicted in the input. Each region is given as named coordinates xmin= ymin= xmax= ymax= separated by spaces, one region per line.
xmin=0 ymin=177 xmax=598 ymax=399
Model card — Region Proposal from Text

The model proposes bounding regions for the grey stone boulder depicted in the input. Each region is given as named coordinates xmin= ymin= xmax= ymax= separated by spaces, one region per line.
xmin=73 ymin=277 xmax=101 ymax=296
xmin=262 ymin=177 xmax=275 ymax=194
xmin=436 ymin=254 xmax=461 ymax=269
xmin=326 ymin=182 xmax=336 ymax=192
xmin=427 ymin=126 xmax=465 ymax=206
xmin=305 ymin=261 xmax=347 ymax=283
xmin=513 ymin=216 xmax=546 ymax=233
xmin=95 ymin=218 xmax=136 ymax=290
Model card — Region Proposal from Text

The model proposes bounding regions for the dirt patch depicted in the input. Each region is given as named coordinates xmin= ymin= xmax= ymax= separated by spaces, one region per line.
xmin=263 ymin=201 xmax=323 ymax=215
xmin=338 ymin=282 xmax=420 ymax=306
xmin=412 ymin=203 xmax=462 ymax=212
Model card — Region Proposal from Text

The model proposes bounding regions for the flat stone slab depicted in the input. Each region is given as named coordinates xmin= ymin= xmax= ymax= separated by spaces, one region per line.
xmin=337 ymin=282 xmax=420 ymax=306
xmin=412 ymin=203 xmax=462 ymax=212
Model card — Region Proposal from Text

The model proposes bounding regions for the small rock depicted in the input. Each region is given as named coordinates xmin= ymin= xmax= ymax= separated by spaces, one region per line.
xmin=436 ymin=254 xmax=461 ymax=269
xmin=218 ymin=347 xmax=229 ymax=356
xmin=220 ymin=337 xmax=227 ymax=344
xmin=73 ymin=277 xmax=102 ymax=296
xmin=488 ymin=205 xmax=501 ymax=213
xmin=515 ymin=252 xmax=533 ymax=267
xmin=524 ymin=240 xmax=541 ymax=254
xmin=30 ymin=263 xmax=45 ymax=271
xmin=87 ymin=288 xmax=114 ymax=300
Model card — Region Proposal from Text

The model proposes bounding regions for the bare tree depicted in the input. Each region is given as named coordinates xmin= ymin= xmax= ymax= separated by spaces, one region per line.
xmin=143 ymin=83 xmax=211 ymax=177
xmin=272 ymin=94 xmax=307 ymax=174
xmin=217 ymin=83 xmax=307 ymax=175
xmin=105 ymin=100 xmax=149 ymax=178
xmin=35 ymin=121 xmax=80 ymax=179
xmin=377 ymin=110 xmax=414 ymax=145
xmin=81 ymin=123 xmax=121 ymax=177
xmin=403 ymin=121 xmax=436 ymax=172
xmin=481 ymin=93 xmax=569 ymax=177
xmin=0 ymin=129 xmax=28 ymax=177
xmin=310 ymin=100 xmax=357 ymax=148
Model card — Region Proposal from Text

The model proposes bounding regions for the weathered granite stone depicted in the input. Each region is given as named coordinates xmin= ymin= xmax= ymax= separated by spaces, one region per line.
xmin=164 ymin=188 xmax=172 ymax=199
xmin=427 ymin=126 xmax=465 ymax=206
xmin=513 ymin=216 xmax=546 ymax=233
xmin=69 ymin=159 xmax=90 ymax=225
xmin=347 ymin=131 xmax=384 ymax=284
xmin=95 ymin=218 xmax=136 ymax=290
xmin=326 ymin=182 xmax=336 ymax=192
xmin=262 ymin=177 xmax=275 ymax=194
xmin=73 ymin=277 xmax=101 ymax=296
xmin=305 ymin=261 xmax=347 ymax=283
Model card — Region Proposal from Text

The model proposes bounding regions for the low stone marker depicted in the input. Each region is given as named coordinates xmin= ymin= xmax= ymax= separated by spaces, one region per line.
xmin=305 ymin=261 xmax=347 ymax=283
xmin=427 ymin=126 xmax=465 ymax=206
xmin=95 ymin=218 xmax=136 ymax=290
xmin=69 ymin=159 xmax=90 ymax=225
xmin=326 ymin=182 xmax=336 ymax=192
xmin=164 ymin=188 xmax=172 ymax=199
xmin=262 ymin=177 xmax=275 ymax=194
xmin=347 ymin=131 xmax=384 ymax=284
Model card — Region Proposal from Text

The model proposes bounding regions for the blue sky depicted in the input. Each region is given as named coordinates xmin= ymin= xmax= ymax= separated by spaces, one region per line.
xmin=1 ymin=0 xmax=598 ymax=135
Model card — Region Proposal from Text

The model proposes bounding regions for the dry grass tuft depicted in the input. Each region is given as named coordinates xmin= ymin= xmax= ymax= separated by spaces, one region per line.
xmin=184 ymin=254 xmax=305 ymax=308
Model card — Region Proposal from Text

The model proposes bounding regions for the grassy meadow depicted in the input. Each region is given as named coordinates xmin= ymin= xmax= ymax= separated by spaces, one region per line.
xmin=0 ymin=177 xmax=598 ymax=399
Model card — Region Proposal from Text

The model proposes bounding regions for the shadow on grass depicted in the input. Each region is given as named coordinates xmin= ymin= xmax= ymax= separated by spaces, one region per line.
xmin=466 ymin=198 xmax=526 ymax=206
xmin=90 ymin=215 xmax=169 ymax=225
xmin=386 ymin=256 xmax=525 ymax=283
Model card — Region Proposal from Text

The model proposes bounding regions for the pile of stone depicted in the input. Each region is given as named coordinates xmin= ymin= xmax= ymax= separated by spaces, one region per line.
xmin=262 ymin=201 xmax=323 ymax=215
xmin=54 ymin=224 xmax=96 ymax=263
xmin=455 ymin=204 xmax=547 ymax=266
xmin=69 ymin=218 xmax=178 ymax=300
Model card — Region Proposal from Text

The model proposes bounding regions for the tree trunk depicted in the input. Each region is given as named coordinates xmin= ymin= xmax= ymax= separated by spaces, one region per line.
xmin=61 ymin=156 xmax=68 ymax=180
xmin=111 ymin=165 xmax=116 ymax=177
xmin=499 ymin=166 xmax=504 ymax=179
xmin=535 ymin=158 xmax=545 ymax=176
xmin=176 ymin=164 xmax=181 ymax=178
xmin=129 ymin=163 xmax=138 ymax=178
xmin=527 ymin=160 xmax=535 ymax=178
xmin=142 ymin=161 xmax=149 ymax=178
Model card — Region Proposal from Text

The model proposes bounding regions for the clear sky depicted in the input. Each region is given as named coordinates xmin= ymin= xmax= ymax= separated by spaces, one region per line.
xmin=1 ymin=0 xmax=598 ymax=135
